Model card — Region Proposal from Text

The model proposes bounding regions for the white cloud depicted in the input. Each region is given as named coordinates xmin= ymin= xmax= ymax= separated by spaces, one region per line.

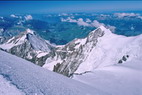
xmin=61 ymin=17 xmax=90 ymax=26
xmin=24 ymin=15 xmax=33 ymax=20
xmin=61 ymin=17 xmax=77 ymax=22
xmin=114 ymin=13 xmax=142 ymax=19
xmin=86 ymin=18 xmax=91 ymax=23
xmin=106 ymin=25 xmax=116 ymax=32
xmin=61 ymin=17 xmax=116 ymax=32
xmin=0 ymin=17 xmax=3 ymax=19
xmin=10 ymin=14 xmax=18 ymax=18
xmin=58 ymin=13 xmax=68 ymax=16
xmin=91 ymin=20 xmax=104 ymax=28
xmin=77 ymin=18 xmax=90 ymax=26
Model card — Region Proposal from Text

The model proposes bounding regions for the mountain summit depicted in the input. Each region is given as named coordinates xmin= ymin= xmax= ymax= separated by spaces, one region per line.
xmin=0 ymin=29 xmax=54 ymax=66
xmin=44 ymin=25 xmax=142 ymax=76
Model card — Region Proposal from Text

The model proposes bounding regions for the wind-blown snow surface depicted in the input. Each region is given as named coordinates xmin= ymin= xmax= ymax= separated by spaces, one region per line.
xmin=0 ymin=75 xmax=24 ymax=95
xmin=0 ymin=50 xmax=107 ymax=95
xmin=74 ymin=60 xmax=142 ymax=95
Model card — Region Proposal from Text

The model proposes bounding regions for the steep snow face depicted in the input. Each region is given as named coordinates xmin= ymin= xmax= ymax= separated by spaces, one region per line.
xmin=0 ymin=29 xmax=54 ymax=66
xmin=0 ymin=50 xmax=107 ymax=95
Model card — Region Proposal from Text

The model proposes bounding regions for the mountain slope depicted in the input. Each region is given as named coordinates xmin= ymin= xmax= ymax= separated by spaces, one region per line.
xmin=1 ymin=26 xmax=142 ymax=78
xmin=0 ymin=50 xmax=108 ymax=95
xmin=0 ymin=29 xmax=54 ymax=66
xmin=75 ymin=26 xmax=142 ymax=73
xmin=43 ymin=26 xmax=104 ymax=77
xmin=73 ymin=57 xmax=142 ymax=95
xmin=0 ymin=75 xmax=24 ymax=95
xmin=44 ymin=26 xmax=142 ymax=77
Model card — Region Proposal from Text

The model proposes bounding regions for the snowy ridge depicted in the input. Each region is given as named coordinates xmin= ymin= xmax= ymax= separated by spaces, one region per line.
xmin=75 ymin=26 xmax=142 ymax=73
xmin=0 ymin=29 xmax=54 ymax=66
xmin=43 ymin=26 xmax=105 ymax=76
xmin=43 ymin=25 xmax=142 ymax=77
xmin=0 ymin=29 xmax=52 ymax=52
xmin=0 ymin=50 xmax=108 ymax=95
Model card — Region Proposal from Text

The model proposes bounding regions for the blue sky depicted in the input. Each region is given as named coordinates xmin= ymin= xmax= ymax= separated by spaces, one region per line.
xmin=0 ymin=1 xmax=142 ymax=14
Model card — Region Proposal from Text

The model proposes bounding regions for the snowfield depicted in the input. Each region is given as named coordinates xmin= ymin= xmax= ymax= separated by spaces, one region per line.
xmin=73 ymin=26 xmax=142 ymax=95
xmin=0 ymin=50 xmax=107 ymax=95
xmin=74 ymin=56 xmax=142 ymax=95
xmin=0 ymin=75 xmax=24 ymax=95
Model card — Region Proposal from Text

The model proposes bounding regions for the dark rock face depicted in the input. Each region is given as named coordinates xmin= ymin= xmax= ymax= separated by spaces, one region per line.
xmin=51 ymin=28 xmax=104 ymax=77
xmin=118 ymin=55 xmax=129 ymax=64
xmin=122 ymin=56 xmax=127 ymax=61
xmin=118 ymin=60 xmax=123 ymax=64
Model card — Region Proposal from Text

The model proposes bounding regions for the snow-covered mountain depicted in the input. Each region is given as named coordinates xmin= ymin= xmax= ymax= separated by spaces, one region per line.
xmin=0 ymin=29 xmax=54 ymax=66
xmin=0 ymin=25 xmax=142 ymax=94
xmin=0 ymin=50 xmax=107 ymax=95
xmin=1 ymin=26 xmax=142 ymax=78
xmin=43 ymin=26 xmax=142 ymax=77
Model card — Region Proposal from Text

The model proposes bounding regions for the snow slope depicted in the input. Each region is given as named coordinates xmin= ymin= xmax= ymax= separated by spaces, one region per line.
xmin=74 ymin=58 xmax=142 ymax=95
xmin=75 ymin=26 xmax=142 ymax=73
xmin=72 ymin=26 xmax=142 ymax=95
xmin=43 ymin=25 xmax=142 ymax=77
xmin=0 ymin=75 xmax=24 ymax=95
xmin=0 ymin=50 xmax=108 ymax=95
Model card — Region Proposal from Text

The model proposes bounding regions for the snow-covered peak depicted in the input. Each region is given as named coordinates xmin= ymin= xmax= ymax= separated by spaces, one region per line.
xmin=26 ymin=29 xmax=34 ymax=35
xmin=0 ymin=34 xmax=27 ymax=50
xmin=0 ymin=29 xmax=52 ymax=52
xmin=43 ymin=25 xmax=142 ymax=77
xmin=43 ymin=26 xmax=106 ymax=76
xmin=97 ymin=25 xmax=112 ymax=35
xmin=75 ymin=28 xmax=142 ymax=74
